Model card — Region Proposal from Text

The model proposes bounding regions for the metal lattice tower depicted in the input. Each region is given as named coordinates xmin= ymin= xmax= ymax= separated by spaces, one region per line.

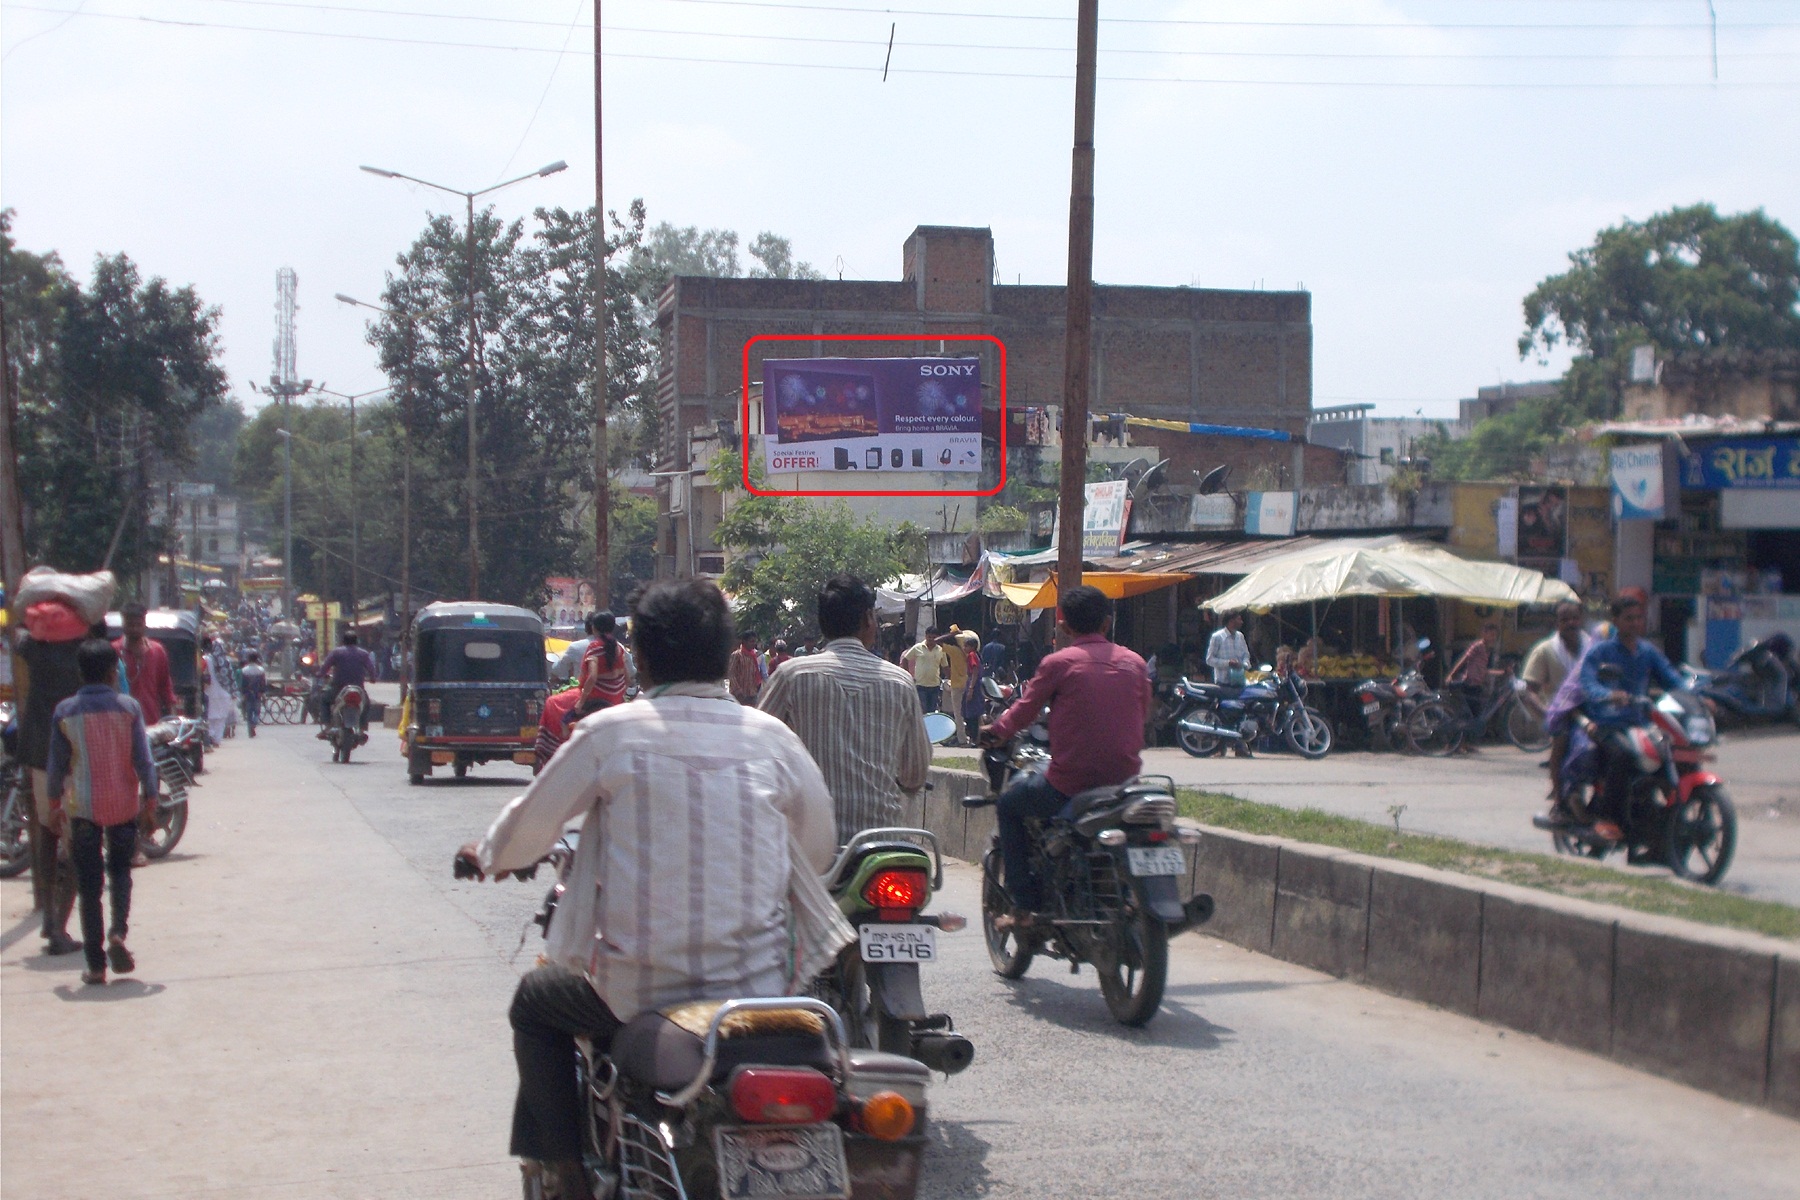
xmin=273 ymin=267 xmax=298 ymax=386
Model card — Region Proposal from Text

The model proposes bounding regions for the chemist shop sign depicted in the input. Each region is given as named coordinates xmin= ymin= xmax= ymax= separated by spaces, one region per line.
xmin=1679 ymin=437 xmax=1800 ymax=490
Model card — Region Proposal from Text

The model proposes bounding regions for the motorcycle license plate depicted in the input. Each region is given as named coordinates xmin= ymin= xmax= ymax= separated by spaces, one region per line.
xmin=714 ymin=1124 xmax=850 ymax=1200
xmin=1127 ymin=847 xmax=1187 ymax=877
xmin=1361 ymin=701 xmax=1382 ymax=714
xmin=859 ymin=924 xmax=936 ymax=962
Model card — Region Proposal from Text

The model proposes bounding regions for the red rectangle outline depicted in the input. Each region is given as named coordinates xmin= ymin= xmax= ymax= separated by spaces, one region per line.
xmin=740 ymin=333 xmax=1008 ymax=498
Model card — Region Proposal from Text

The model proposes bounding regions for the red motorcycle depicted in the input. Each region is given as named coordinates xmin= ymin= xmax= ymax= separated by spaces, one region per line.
xmin=1534 ymin=686 xmax=1736 ymax=885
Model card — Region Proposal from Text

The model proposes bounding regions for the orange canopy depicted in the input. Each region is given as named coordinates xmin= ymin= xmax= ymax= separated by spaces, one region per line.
xmin=999 ymin=571 xmax=1192 ymax=610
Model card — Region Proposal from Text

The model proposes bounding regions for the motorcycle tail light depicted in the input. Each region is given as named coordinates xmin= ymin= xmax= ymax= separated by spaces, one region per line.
xmin=862 ymin=868 xmax=928 ymax=913
xmin=853 ymin=1091 xmax=916 ymax=1141
xmin=526 ymin=693 xmax=543 ymax=722
xmin=343 ymin=691 xmax=362 ymax=706
xmin=728 ymin=1067 xmax=837 ymax=1125
xmin=426 ymin=698 xmax=442 ymax=721
xmin=1359 ymin=692 xmax=1375 ymax=704
xmin=1146 ymin=830 xmax=1171 ymax=843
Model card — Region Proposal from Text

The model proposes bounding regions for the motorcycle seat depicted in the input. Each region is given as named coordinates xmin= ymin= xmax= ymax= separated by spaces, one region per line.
xmin=612 ymin=1001 xmax=836 ymax=1092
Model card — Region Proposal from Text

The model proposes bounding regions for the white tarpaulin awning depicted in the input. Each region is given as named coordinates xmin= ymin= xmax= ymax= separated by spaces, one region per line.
xmin=1204 ymin=543 xmax=1578 ymax=612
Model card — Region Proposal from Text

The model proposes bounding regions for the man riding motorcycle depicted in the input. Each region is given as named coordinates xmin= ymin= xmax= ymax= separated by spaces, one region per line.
xmin=454 ymin=580 xmax=838 ymax=1200
xmin=314 ymin=630 xmax=377 ymax=740
xmin=1575 ymin=594 xmax=1685 ymax=836
xmin=757 ymin=573 xmax=932 ymax=845
xmin=979 ymin=585 xmax=1152 ymax=925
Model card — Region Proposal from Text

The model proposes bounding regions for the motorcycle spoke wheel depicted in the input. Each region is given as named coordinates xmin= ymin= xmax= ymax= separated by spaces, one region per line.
xmin=1175 ymin=710 xmax=1224 ymax=758
xmin=1666 ymin=785 xmax=1737 ymax=886
xmin=1285 ymin=708 xmax=1333 ymax=759
xmin=0 ymin=781 xmax=31 ymax=878
xmin=1505 ymin=698 xmax=1551 ymax=752
xmin=980 ymin=849 xmax=1035 ymax=979
xmin=141 ymin=801 xmax=187 ymax=859
xmin=1406 ymin=702 xmax=1460 ymax=757
xmin=1098 ymin=903 xmax=1168 ymax=1027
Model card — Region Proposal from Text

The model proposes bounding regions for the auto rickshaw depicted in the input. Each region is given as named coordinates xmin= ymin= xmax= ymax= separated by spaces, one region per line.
xmin=404 ymin=602 xmax=546 ymax=785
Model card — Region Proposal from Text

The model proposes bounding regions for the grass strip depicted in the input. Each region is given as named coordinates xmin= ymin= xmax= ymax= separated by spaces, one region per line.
xmin=1177 ymin=788 xmax=1800 ymax=942
xmin=933 ymin=754 xmax=981 ymax=773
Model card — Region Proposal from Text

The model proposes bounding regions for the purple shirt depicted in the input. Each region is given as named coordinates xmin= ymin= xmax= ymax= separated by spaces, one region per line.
xmin=989 ymin=633 xmax=1151 ymax=796
xmin=320 ymin=646 xmax=378 ymax=688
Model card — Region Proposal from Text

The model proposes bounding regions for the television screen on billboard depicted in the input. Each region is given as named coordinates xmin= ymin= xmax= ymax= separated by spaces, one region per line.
xmin=762 ymin=357 xmax=982 ymax=476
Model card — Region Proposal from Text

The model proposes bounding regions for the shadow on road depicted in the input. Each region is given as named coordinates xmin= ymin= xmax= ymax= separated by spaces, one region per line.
xmin=0 ymin=911 xmax=42 ymax=953
xmin=53 ymin=979 xmax=166 ymax=1002
xmin=1163 ymin=978 xmax=1310 ymax=999
xmin=994 ymin=974 xmax=1236 ymax=1050
xmin=917 ymin=1117 xmax=997 ymax=1198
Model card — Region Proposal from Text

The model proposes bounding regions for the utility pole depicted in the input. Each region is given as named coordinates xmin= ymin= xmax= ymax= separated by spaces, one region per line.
xmin=465 ymin=192 xmax=481 ymax=601
xmin=0 ymin=289 xmax=26 ymax=599
xmin=592 ymin=0 xmax=611 ymax=610
xmin=1056 ymin=0 xmax=1100 ymax=594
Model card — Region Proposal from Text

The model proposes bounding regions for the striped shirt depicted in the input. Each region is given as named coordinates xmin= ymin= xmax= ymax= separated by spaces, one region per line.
xmin=758 ymin=638 xmax=932 ymax=845
xmin=47 ymin=685 xmax=156 ymax=826
xmin=477 ymin=681 xmax=837 ymax=1021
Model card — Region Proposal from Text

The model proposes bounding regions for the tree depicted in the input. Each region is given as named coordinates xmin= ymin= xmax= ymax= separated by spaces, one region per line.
xmin=1431 ymin=204 xmax=1800 ymax=481
xmin=708 ymin=450 xmax=916 ymax=640
xmin=5 ymin=212 xmax=229 ymax=581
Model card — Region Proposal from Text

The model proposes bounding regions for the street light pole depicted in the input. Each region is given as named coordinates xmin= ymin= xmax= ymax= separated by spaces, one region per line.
xmin=593 ymin=0 xmax=610 ymax=610
xmin=312 ymin=385 xmax=387 ymax=618
xmin=1057 ymin=0 xmax=1100 ymax=594
xmin=253 ymin=376 xmax=313 ymax=619
xmin=359 ymin=159 xmax=567 ymax=601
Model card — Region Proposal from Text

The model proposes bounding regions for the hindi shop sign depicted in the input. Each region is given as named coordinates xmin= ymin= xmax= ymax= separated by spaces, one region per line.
xmin=1679 ymin=437 xmax=1800 ymax=490
xmin=1081 ymin=480 xmax=1131 ymax=556
xmin=762 ymin=357 xmax=982 ymax=477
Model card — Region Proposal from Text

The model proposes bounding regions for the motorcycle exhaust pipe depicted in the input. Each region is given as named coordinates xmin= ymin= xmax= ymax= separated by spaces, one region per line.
xmin=911 ymin=1032 xmax=975 ymax=1075
xmin=1177 ymin=717 xmax=1244 ymax=740
xmin=1167 ymin=892 xmax=1215 ymax=935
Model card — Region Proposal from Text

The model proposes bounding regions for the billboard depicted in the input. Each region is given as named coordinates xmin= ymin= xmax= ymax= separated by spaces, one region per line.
xmin=762 ymin=357 xmax=982 ymax=477
xmin=1610 ymin=443 xmax=1674 ymax=520
xmin=1679 ymin=436 xmax=1800 ymax=490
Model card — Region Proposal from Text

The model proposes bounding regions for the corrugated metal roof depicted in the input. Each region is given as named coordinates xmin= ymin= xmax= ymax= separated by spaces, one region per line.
xmin=1092 ymin=533 xmax=1417 ymax=577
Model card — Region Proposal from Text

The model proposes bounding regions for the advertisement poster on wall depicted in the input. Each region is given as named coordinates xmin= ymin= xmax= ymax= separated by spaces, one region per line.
xmin=761 ymin=357 xmax=982 ymax=476
xmin=541 ymin=577 xmax=591 ymax=629
xmin=1516 ymin=486 xmax=1568 ymax=559
xmin=1610 ymin=443 xmax=1675 ymax=520
xmin=1081 ymin=481 xmax=1131 ymax=556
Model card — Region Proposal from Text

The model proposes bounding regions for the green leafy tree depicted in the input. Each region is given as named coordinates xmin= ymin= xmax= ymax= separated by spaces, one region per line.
xmin=1431 ymin=204 xmax=1800 ymax=481
xmin=5 ymin=211 xmax=229 ymax=580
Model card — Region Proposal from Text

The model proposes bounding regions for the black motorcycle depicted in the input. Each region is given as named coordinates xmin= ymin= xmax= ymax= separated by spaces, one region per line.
xmin=967 ymin=739 xmax=1213 ymax=1027
xmin=0 ymin=702 xmax=29 ymax=878
xmin=1172 ymin=668 xmax=1333 ymax=759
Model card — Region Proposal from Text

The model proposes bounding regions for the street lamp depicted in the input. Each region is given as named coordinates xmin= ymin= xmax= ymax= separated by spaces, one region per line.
xmin=358 ymin=159 xmax=568 ymax=600
xmin=311 ymin=384 xmax=387 ymax=615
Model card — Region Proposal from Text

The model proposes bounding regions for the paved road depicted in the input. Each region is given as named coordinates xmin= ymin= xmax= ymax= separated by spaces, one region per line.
xmin=5 ymin=718 xmax=1797 ymax=1198
xmin=1143 ymin=726 xmax=1800 ymax=907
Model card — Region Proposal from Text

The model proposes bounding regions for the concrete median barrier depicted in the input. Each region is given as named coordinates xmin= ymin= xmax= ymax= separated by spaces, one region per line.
xmin=1363 ymin=860 xmax=1483 ymax=1017
xmin=1272 ymin=845 xmax=1372 ymax=979
xmin=1610 ymin=916 xmax=1782 ymax=1106
xmin=923 ymin=766 xmax=1800 ymax=1116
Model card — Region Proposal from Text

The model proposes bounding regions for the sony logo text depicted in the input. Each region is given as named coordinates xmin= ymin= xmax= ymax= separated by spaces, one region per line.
xmin=919 ymin=364 xmax=977 ymax=377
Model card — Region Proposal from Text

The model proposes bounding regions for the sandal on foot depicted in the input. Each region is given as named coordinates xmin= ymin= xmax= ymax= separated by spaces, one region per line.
xmin=80 ymin=968 xmax=106 ymax=986
xmin=107 ymin=935 xmax=135 ymax=975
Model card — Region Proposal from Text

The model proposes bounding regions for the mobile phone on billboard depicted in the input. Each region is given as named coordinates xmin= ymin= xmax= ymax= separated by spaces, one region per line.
xmin=835 ymin=447 xmax=852 ymax=470
xmin=866 ymin=448 xmax=882 ymax=469
xmin=912 ymin=449 xmax=924 ymax=467
xmin=891 ymin=449 xmax=904 ymax=468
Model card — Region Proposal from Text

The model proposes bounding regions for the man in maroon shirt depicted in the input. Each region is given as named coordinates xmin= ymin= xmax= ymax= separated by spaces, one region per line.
xmin=114 ymin=603 xmax=178 ymax=725
xmin=980 ymin=584 xmax=1151 ymax=917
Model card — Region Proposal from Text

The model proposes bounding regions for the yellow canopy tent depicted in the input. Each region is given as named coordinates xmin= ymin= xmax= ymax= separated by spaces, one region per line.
xmin=1000 ymin=571 xmax=1193 ymax=610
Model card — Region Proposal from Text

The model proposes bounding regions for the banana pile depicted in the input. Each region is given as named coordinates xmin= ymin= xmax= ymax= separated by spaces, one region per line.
xmin=1309 ymin=654 xmax=1386 ymax=680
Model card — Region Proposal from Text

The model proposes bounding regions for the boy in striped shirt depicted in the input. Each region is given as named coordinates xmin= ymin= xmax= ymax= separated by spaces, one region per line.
xmin=47 ymin=639 xmax=157 ymax=986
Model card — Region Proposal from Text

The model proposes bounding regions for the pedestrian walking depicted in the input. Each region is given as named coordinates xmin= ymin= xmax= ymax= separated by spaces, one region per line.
xmin=14 ymin=601 xmax=89 ymax=956
xmin=47 ymin=639 xmax=157 ymax=986
xmin=239 ymin=652 xmax=267 ymax=737
xmin=203 ymin=635 xmax=234 ymax=745
xmin=901 ymin=625 xmax=951 ymax=714
xmin=727 ymin=634 xmax=764 ymax=705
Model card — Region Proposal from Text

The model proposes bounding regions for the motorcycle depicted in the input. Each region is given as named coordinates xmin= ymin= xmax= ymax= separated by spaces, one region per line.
xmin=967 ymin=735 xmax=1213 ymax=1027
xmin=1351 ymin=642 xmax=1455 ymax=755
xmin=1172 ymin=667 xmax=1333 ymax=760
xmin=491 ymin=838 xmax=934 ymax=1200
xmin=1690 ymin=635 xmax=1800 ymax=727
xmin=1532 ymin=679 xmax=1736 ymax=885
xmin=978 ymin=674 xmax=1017 ymax=724
xmin=813 ymin=828 xmax=974 ymax=1075
xmin=144 ymin=716 xmax=198 ymax=859
xmin=1 ymin=702 xmax=30 ymax=878
xmin=328 ymin=684 xmax=370 ymax=764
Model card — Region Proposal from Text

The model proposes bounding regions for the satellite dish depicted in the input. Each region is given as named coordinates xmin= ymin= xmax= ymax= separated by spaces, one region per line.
xmin=1198 ymin=465 xmax=1230 ymax=495
xmin=1131 ymin=459 xmax=1169 ymax=504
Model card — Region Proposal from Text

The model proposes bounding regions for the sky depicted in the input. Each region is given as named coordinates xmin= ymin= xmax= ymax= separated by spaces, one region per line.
xmin=4 ymin=0 xmax=1798 ymax=424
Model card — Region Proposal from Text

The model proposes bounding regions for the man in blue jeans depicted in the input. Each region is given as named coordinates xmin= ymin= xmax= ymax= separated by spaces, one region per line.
xmin=979 ymin=585 xmax=1151 ymax=920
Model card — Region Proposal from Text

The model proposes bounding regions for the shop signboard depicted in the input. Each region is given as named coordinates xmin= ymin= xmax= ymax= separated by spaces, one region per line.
xmin=1189 ymin=493 xmax=1237 ymax=530
xmin=1679 ymin=436 xmax=1800 ymax=490
xmin=1244 ymin=491 xmax=1296 ymax=537
xmin=761 ymin=357 xmax=982 ymax=476
xmin=1081 ymin=481 xmax=1131 ymax=556
xmin=1610 ymin=443 xmax=1674 ymax=520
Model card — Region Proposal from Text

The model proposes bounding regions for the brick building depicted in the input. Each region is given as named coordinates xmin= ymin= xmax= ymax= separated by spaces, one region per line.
xmin=654 ymin=225 xmax=1322 ymax=579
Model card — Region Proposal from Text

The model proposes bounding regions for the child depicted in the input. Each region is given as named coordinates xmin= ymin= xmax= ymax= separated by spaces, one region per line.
xmin=46 ymin=639 xmax=157 ymax=986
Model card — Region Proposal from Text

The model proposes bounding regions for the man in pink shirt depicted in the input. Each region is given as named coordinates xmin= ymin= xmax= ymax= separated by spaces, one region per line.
xmin=980 ymin=584 xmax=1151 ymax=917
xmin=114 ymin=602 xmax=178 ymax=724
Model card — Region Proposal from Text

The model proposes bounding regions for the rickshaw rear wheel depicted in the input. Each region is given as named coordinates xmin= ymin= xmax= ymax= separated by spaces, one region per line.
xmin=453 ymin=758 xmax=469 ymax=780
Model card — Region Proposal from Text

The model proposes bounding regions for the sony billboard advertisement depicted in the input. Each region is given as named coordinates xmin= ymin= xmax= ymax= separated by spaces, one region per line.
xmin=762 ymin=357 xmax=982 ymax=476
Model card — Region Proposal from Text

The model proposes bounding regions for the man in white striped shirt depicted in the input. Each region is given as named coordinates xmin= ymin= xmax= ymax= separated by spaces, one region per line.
xmin=759 ymin=574 xmax=932 ymax=846
xmin=457 ymin=580 xmax=837 ymax=1196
